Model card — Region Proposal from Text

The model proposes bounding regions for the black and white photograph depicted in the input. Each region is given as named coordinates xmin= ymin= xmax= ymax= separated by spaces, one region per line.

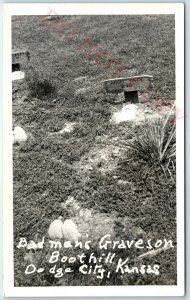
xmin=3 ymin=3 xmax=184 ymax=297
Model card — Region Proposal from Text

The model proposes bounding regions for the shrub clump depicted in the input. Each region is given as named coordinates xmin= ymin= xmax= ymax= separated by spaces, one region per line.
xmin=25 ymin=66 xmax=57 ymax=100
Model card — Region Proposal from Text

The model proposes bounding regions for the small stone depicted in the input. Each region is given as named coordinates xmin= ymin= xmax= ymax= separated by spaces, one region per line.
xmin=144 ymin=109 xmax=153 ymax=114
xmin=21 ymin=95 xmax=28 ymax=102
xmin=118 ymin=179 xmax=129 ymax=185
xmin=59 ymin=122 xmax=76 ymax=134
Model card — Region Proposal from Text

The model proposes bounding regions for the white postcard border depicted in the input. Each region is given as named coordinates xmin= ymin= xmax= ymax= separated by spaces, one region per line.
xmin=3 ymin=3 xmax=184 ymax=297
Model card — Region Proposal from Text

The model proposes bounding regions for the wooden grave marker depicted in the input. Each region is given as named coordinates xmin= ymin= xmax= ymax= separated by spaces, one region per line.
xmin=12 ymin=50 xmax=30 ymax=72
xmin=103 ymin=75 xmax=154 ymax=103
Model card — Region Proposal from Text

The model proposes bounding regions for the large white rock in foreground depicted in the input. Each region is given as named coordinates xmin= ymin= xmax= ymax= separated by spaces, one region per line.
xmin=48 ymin=217 xmax=81 ymax=242
xmin=48 ymin=218 xmax=64 ymax=240
xmin=62 ymin=219 xmax=81 ymax=242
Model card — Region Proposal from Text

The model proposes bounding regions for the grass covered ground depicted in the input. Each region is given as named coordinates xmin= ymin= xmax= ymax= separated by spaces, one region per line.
xmin=12 ymin=14 xmax=176 ymax=286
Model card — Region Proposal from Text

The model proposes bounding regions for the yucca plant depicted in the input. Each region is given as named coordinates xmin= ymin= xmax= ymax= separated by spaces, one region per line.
xmin=123 ymin=103 xmax=176 ymax=180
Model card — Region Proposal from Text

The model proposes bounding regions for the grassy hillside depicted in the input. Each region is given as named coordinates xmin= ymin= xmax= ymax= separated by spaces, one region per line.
xmin=12 ymin=15 xmax=175 ymax=97
xmin=12 ymin=15 xmax=176 ymax=286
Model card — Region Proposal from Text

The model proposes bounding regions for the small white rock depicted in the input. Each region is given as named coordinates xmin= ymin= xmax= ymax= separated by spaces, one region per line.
xmin=112 ymin=104 xmax=137 ymax=123
xmin=59 ymin=122 xmax=75 ymax=134
xmin=12 ymin=71 xmax=25 ymax=81
xmin=13 ymin=126 xmax=27 ymax=145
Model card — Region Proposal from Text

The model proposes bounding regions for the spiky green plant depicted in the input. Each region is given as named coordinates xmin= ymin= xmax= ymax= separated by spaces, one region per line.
xmin=123 ymin=104 xmax=176 ymax=180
